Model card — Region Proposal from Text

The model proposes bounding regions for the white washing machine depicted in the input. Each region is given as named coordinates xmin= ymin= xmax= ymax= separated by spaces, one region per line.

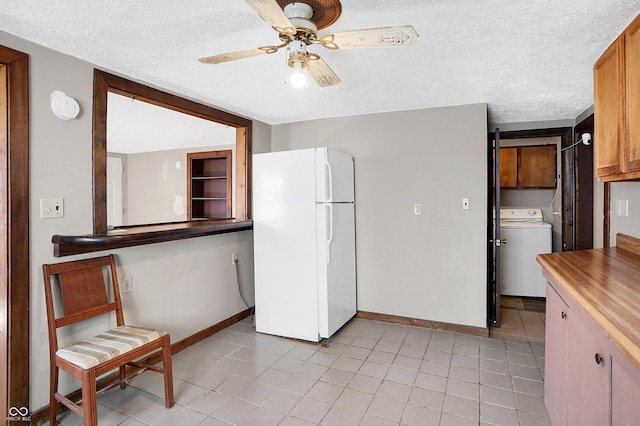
xmin=498 ymin=208 xmax=552 ymax=298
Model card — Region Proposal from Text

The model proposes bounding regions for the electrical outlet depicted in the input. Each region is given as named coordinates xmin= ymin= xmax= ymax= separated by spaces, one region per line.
xmin=121 ymin=276 xmax=132 ymax=293
xmin=231 ymin=253 xmax=238 ymax=265
xmin=413 ymin=204 xmax=422 ymax=215
xmin=40 ymin=198 xmax=64 ymax=219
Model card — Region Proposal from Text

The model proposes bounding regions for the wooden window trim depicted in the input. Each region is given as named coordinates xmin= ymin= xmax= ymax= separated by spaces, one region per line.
xmin=0 ymin=44 xmax=30 ymax=420
xmin=52 ymin=69 xmax=253 ymax=256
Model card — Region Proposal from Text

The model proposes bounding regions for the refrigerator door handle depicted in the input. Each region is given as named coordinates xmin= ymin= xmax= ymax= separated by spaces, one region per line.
xmin=325 ymin=157 xmax=334 ymax=203
xmin=326 ymin=204 xmax=334 ymax=263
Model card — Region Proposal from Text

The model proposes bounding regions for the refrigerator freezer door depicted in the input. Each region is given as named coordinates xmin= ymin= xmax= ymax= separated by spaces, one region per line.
xmin=253 ymin=149 xmax=320 ymax=341
xmin=316 ymin=202 xmax=357 ymax=339
xmin=315 ymin=148 xmax=355 ymax=203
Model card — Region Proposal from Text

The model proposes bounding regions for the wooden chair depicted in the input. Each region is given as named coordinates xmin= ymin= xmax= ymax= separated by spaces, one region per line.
xmin=43 ymin=254 xmax=174 ymax=425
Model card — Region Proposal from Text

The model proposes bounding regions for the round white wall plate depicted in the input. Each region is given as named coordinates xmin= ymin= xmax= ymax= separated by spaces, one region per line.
xmin=50 ymin=90 xmax=80 ymax=120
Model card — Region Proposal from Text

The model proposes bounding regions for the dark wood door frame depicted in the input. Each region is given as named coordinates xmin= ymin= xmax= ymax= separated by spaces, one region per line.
xmin=573 ymin=114 xmax=595 ymax=250
xmin=489 ymin=127 xmax=574 ymax=251
xmin=0 ymin=45 xmax=30 ymax=420
xmin=487 ymin=129 xmax=502 ymax=327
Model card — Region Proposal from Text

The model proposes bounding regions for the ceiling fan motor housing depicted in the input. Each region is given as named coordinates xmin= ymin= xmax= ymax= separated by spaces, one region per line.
xmin=284 ymin=3 xmax=317 ymax=34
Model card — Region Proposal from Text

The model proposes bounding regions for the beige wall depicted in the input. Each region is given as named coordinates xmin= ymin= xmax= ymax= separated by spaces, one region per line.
xmin=609 ymin=181 xmax=640 ymax=246
xmin=0 ymin=31 xmax=268 ymax=410
xmin=120 ymin=144 xmax=235 ymax=225
xmin=271 ymin=104 xmax=488 ymax=329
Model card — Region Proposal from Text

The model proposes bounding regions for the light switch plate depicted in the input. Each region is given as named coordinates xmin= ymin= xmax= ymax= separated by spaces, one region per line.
xmin=121 ymin=276 xmax=132 ymax=293
xmin=616 ymin=199 xmax=629 ymax=217
xmin=40 ymin=198 xmax=64 ymax=219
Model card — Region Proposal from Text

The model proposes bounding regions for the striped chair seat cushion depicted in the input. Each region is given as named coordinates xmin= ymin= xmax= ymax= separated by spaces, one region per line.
xmin=56 ymin=326 xmax=167 ymax=370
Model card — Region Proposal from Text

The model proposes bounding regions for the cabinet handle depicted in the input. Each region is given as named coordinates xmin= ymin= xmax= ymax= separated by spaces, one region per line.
xmin=561 ymin=311 xmax=566 ymax=319
xmin=595 ymin=353 xmax=604 ymax=365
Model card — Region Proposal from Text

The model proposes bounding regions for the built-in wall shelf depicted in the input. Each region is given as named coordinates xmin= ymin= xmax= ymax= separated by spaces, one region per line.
xmin=188 ymin=150 xmax=232 ymax=220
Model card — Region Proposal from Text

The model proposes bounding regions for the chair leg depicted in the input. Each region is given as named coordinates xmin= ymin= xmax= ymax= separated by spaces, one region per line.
xmin=161 ymin=336 xmax=175 ymax=408
xmin=119 ymin=365 xmax=127 ymax=389
xmin=50 ymin=364 xmax=59 ymax=426
xmin=81 ymin=369 xmax=98 ymax=426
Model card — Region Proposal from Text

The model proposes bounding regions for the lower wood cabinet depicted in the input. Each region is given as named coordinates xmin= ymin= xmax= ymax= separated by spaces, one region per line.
xmin=566 ymin=306 xmax=609 ymax=425
xmin=545 ymin=281 xmax=640 ymax=425
xmin=611 ymin=355 xmax=640 ymax=425
xmin=545 ymin=284 xmax=568 ymax=425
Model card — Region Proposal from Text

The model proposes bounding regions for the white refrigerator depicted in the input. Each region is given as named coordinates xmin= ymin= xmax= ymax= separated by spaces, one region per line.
xmin=253 ymin=147 xmax=357 ymax=342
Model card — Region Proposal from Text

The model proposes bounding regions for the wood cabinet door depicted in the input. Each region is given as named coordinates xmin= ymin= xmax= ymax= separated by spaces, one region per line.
xmin=566 ymin=308 xmax=610 ymax=426
xmin=611 ymin=354 xmax=640 ymax=426
xmin=625 ymin=16 xmax=640 ymax=172
xmin=499 ymin=147 xmax=517 ymax=189
xmin=594 ymin=38 xmax=625 ymax=177
xmin=518 ymin=145 xmax=556 ymax=188
xmin=544 ymin=283 xmax=569 ymax=426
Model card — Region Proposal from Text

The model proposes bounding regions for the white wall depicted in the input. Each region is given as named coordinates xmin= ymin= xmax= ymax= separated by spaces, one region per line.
xmin=593 ymin=176 xmax=606 ymax=248
xmin=122 ymin=144 xmax=235 ymax=225
xmin=272 ymin=104 xmax=488 ymax=329
xmin=125 ymin=148 xmax=188 ymax=224
xmin=0 ymin=31 xmax=268 ymax=410
xmin=609 ymin=182 xmax=640 ymax=246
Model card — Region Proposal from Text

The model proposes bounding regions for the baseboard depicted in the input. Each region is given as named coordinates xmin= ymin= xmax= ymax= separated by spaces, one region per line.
xmin=355 ymin=310 xmax=489 ymax=337
xmin=30 ymin=307 xmax=253 ymax=425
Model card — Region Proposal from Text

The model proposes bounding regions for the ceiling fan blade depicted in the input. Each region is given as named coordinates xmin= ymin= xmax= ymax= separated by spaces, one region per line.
xmin=245 ymin=0 xmax=296 ymax=35
xmin=319 ymin=25 xmax=419 ymax=50
xmin=199 ymin=46 xmax=280 ymax=64
xmin=307 ymin=54 xmax=341 ymax=87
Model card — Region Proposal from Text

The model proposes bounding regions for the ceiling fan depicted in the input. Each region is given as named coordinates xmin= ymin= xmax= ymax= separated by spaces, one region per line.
xmin=199 ymin=0 xmax=419 ymax=88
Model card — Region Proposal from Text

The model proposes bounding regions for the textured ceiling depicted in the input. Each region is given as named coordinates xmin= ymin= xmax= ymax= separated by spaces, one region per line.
xmin=2 ymin=1 xmax=640 ymax=125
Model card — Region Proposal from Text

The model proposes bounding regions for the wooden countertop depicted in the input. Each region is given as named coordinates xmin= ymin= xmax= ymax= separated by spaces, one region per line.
xmin=52 ymin=219 xmax=253 ymax=257
xmin=537 ymin=234 xmax=640 ymax=370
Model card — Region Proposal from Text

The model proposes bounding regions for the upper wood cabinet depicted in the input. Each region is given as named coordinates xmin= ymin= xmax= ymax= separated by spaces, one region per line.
xmin=499 ymin=147 xmax=518 ymax=188
xmin=626 ymin=17 xmax=640 ymax=172
xmin=594 ymin=14 xmax=640 ymax=181
xmin=519 ymin=145 xmax=557 ymax=188
xmin=499 ymin=144 xmax=557 ymax=189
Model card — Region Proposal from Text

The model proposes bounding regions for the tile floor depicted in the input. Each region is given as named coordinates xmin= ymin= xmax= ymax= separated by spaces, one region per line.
xmin=53 ymin=308 xmax=549 ymax=426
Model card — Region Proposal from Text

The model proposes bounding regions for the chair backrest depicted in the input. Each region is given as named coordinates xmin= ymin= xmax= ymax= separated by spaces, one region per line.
xmin=43 ymin=254 xmax=125 ymax=353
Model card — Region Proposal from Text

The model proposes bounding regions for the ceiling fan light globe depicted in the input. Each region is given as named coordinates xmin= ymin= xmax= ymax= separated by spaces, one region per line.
xmin=290 ymin=61 xmax=308 ymax=88
xmin=290 ymin=72 xmax=308 ymax=88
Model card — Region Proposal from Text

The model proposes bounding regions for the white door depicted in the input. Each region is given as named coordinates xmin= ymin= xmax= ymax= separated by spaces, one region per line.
xmin=107 ymin=156 xmax=124 ymax=226
xmin=317 ymin=202 xmax=357 ymax=338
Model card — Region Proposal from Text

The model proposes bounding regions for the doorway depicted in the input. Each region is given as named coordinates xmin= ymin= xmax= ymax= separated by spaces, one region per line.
xmin=487 ymin=126 xmax=591 ymax=327
xmin=0 ymin=45 xmax=30 ymax=419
